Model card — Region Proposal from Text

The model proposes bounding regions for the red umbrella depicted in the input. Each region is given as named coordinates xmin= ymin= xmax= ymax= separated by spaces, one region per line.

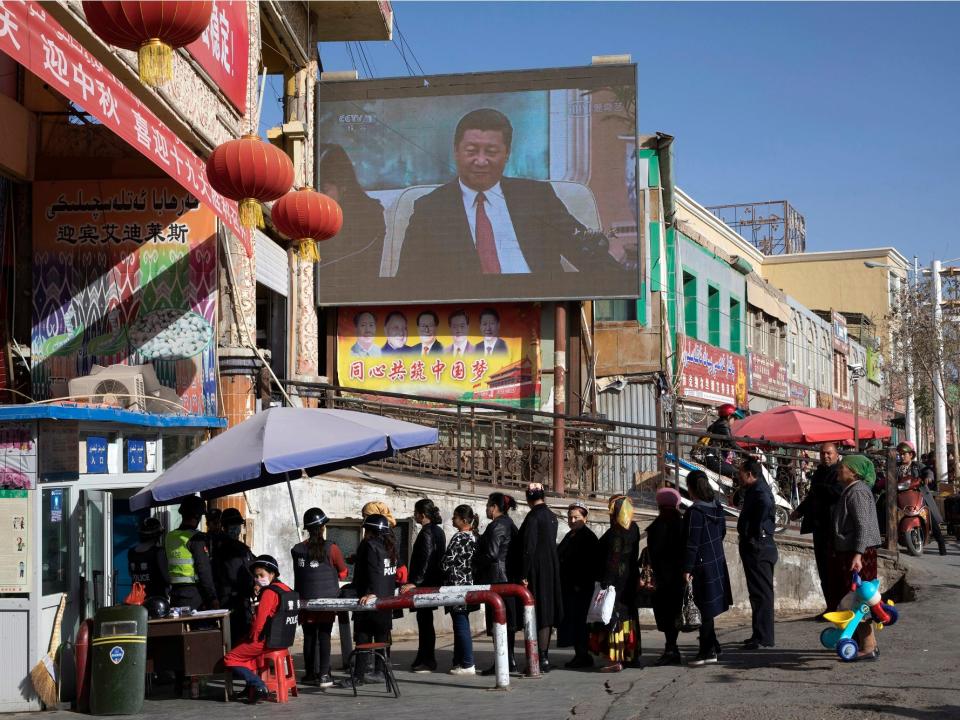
xmin=731 ymin=406 xmax=891 ymax=445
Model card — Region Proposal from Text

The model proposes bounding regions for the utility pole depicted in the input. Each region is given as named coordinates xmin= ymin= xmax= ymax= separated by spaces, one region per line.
xmin=905 ymin=256 xmax=919 ymax=448
xmin=932 ymin=259 xmax=948 ymax=484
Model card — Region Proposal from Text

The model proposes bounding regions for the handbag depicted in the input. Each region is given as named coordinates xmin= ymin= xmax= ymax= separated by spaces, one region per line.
xmin=124 ymin=581 xmax=146 ymax=606
xmin=675 ymin=578 xmax=702 ymax=632
xmin=636 ymin=548 xmax=656 ymax=609
xmin=586 ymin=582 xmax=617 ymax=625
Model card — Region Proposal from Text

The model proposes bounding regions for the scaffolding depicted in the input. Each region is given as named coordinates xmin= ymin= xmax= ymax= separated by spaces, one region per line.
xmin=707 ymin=200 xmax=806 ymax=255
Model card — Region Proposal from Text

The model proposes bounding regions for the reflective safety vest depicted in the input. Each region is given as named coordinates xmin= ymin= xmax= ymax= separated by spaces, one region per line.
xmin=166 ymin=529 xmax=198 ymax=585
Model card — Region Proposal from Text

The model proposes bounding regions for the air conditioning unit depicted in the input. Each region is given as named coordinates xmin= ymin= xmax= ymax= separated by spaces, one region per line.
xmin=68 ymin=372 xmax=146 ymax=411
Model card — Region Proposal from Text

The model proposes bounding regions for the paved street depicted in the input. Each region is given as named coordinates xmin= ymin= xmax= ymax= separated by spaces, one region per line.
xmin=19 ymin=540 xmax=960 ymax=720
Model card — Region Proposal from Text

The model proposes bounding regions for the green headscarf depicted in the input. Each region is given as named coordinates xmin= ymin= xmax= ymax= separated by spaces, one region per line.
xmin=840 ymin=454 xmax=876 ymax=489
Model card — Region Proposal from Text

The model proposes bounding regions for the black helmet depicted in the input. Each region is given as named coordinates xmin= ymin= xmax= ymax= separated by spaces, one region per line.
xmin=362 ymin=513 xmax=390 ymax=534
xmin=139 ymin=517 xmax=164 ymax=538
xmin=249 ymin=554 xmax=281 ymax=576
xmin=303 ymin=507 xmax=328 ymax=528
xmin=221 ymin=508 xmax=245 ymax=527
xmin=144 ymin=596 xmax=170 ymax=619
xmin=178 ymin=496 xmax=206 ymax=519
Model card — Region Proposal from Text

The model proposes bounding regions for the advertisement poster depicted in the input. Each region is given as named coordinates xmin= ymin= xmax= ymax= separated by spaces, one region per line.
xmin=31 ymin=181 xmax=218 ymax=415
xmin=0 ymin=489 xmax=30 ymax=593
xmin=186 ymin=0 xmax=249 ymax=112
xmin=789 ymin=381 xmax=811 ymax=407
xmin=0 ymin=423 xmax=36 ymax=490
xmin=832 ymin=311 xmax=849 ymax=355
xmin=315 ymin=64 xmax=639 ymax=305
xmin=678 ymin=335 xmax=747 ymax=407
xmin=337 ymin=304 xmax=540 ymax=407
xmin=747 ymin=351 xmax=788 ymax=401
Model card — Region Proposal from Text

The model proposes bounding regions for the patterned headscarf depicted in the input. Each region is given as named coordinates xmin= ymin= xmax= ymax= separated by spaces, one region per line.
xmin=567 ymin=501 xmax=589 ymax=515
xmin=608 ymin=494 xmax=634 ymax=530
xmin=840 ymin=454 xmax=876 ymax=488
xmin=361 ymin=501 xmax=396 ymax=527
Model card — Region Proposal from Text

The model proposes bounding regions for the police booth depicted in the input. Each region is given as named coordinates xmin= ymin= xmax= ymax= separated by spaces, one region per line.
xmin=0 ymin=406 xmax=222 ymax=712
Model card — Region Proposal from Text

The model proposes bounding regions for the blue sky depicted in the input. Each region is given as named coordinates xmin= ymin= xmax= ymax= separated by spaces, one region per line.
xmin=266 ymin=2 xmax=960 ymax=263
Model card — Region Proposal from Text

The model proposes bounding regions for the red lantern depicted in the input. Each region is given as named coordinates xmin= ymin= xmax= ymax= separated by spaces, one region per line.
xmin=82 ymin=1 xmax=213 ymax=87
xmin=206 ymin=135 xmax=294 ymax=229
xmin=271 ymin=187 xmax=343 ymax=262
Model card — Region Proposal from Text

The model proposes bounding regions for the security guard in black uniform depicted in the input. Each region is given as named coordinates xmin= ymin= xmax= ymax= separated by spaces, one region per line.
xmin=127 ymin=517 xmax=170 ymax=599
xmin=212 ymin=508 xmax=255 ymax=644
xmin=166 ymin=496 xmax=218 ymax=610
xmin=737 ymin=457 xmax=778 ymax=649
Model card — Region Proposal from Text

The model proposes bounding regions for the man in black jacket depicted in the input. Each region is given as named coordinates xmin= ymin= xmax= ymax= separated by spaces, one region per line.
xmin=703 ymin=404 xmax=738 ymax=479
xmin=400 ymin=498 xmax=446 ymax=673
xmin=737 ymin=458 xmax=778 ymax=649
xmin=127 ymin=517 xmax=169 ymax=599
xmin=211 ymin=508 xmax=255 ymax=645
xmin=791 ymin=442 xmax=843 ymax=607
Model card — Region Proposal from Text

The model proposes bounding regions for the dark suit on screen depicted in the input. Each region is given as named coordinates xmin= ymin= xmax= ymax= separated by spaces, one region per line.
xmin=395 ymin=177 xmax=621 ymax=281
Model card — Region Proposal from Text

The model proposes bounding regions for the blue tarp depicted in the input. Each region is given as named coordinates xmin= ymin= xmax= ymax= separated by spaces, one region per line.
xmin=0 ymin=404 xmax=226 ymax=428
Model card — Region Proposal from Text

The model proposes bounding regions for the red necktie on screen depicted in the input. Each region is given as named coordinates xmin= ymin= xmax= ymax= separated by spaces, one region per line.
xmin=475 ymin=192 xmax=501 ymax=274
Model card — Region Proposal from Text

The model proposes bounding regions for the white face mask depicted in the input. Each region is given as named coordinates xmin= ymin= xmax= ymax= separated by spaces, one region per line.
xmin=255 ymin=577 xmax=271 ymax=588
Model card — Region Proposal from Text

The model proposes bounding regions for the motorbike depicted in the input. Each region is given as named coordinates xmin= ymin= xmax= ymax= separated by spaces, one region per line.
xmin=897 ymin=475 xmax=932 ymax=557
xmin=664 ymin=452 xmax=791 ymax=533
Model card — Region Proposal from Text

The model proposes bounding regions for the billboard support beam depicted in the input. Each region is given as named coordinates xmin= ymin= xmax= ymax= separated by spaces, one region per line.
xmin=553 ymin=304 xmax=567 ymax=495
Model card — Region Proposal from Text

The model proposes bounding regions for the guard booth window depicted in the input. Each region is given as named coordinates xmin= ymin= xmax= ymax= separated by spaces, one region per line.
xmin=41 ymin=488 xmax=70 ymax=595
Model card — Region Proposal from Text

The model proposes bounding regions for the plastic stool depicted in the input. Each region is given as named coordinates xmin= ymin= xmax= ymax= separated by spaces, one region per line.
xmin=346 ymin=642 xmax=400 ymax=698
xmin=257 ymin=649 xmax=299 ymax=703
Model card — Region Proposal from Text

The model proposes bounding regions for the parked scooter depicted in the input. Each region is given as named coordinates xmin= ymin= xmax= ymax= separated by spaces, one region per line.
xmin=897 ymin=474 xmax=933 ymax=557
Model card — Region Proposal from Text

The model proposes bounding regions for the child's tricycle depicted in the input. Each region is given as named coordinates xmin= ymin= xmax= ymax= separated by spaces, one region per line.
xmin=819 ymin=572 xmax=899 ymax=662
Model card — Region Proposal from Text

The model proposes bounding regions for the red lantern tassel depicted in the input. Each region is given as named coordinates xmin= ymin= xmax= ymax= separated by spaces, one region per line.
xmin=138 ymin=38 xmax=173 ymax=87
xmin=296 ymin=239 xmax=319 ymax=263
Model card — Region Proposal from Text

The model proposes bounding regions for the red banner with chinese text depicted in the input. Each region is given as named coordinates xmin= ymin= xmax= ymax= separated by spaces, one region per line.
xmin=337 ymin=304 xmax=540 ymax=408
xmin=187 ymin=0 xmax=248 ymax=113
xmin=678 ymin=335 xmax=747 ymax=407
xmin=747 ymin=350 xmax=788 ymax=401
xmin=0 ymin=1 xmax=250 ymax=255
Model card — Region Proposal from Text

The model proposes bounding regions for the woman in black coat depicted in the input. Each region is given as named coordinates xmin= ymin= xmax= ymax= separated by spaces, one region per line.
xmin=399 ymin=498 xmax=446 ymax=673
xmin=683 ymin=471 xmax=733 ymax=667
xmin=475 ymin=492 xmax=522 ymax=675
xmin=556 ymin=501 xmax=599 ymax=669
xmin=590 ymin=495 xmax=641 ymax=672
xmin=645 ymin=487 xmax=686 ymax=666
xmin=511 ymin=483 xmax=563 ymax=672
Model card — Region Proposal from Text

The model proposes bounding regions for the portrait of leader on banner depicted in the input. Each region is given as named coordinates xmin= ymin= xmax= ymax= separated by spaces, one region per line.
xmin=395 ymin=108 xmax=633 ymax=284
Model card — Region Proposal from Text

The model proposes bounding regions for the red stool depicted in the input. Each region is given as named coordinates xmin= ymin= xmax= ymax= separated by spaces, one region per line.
xmin=257 ymin=649 xmax=299 ymax=703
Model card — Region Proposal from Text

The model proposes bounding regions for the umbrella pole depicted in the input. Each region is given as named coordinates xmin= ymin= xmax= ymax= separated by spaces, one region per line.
xmin=287 ymin=479 xmax=300 ymax=529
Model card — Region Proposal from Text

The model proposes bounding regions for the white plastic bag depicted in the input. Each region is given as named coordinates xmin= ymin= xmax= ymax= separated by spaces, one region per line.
xmin=586 ymin=582 xmax=617 ymax=625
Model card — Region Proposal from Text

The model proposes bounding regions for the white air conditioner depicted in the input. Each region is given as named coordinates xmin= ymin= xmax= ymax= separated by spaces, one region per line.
xmin=69 ymin=372 xmax=146 ymax=411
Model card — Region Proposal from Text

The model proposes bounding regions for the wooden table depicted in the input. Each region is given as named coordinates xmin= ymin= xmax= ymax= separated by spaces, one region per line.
xmin=147 ymin=609 xmax=233 ymax=701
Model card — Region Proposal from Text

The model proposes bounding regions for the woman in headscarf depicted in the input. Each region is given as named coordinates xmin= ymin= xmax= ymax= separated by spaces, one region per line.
xmin=646 ymin=487 xmax=686 ymax=666
xmin=829 ymin=455 xmax=883 ymax=659
xmin=589 ymin=495 xmax=641 ymax=672
xmin=556 ymin=501 xmax=599 ymax=669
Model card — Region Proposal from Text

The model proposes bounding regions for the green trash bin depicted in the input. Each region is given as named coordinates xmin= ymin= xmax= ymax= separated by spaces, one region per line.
xmin=90 ymin=605 xmax=148 ymax=715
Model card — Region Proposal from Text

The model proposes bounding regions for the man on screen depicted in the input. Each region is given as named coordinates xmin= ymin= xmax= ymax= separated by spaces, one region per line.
xmin=447 ymin=309 xmax=476 ymax=357
xmin=350 ymin=311 xmax=382 ymax=357
xmin=412 ymin=310 xmax=445 ymax=355
xmin=382 ymin=311 xmax=415 ymax=355
xmin=396 ymin=108 xmax=624 ymax=281
xmin=478 ymin=308 xmax=508 ymax=356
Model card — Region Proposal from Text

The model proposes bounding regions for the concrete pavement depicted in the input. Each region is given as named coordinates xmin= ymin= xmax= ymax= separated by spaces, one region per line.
xmin=18 ymin=539 xmax=960 ymax=720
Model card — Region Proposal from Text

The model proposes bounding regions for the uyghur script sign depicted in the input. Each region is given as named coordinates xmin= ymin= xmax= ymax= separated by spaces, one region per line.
xmin=0 ymin=1 xmax=250 ymax=255
xmin=678 ymin=335 xmax=747 ymax=407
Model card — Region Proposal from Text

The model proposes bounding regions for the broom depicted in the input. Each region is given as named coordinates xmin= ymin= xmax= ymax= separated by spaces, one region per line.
xmin=30 ymin=594 xmax=66 ymax=709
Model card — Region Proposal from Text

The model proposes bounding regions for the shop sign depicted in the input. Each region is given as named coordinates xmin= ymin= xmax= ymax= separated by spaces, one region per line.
xmin=126 ymin=439 xmax=146 ymax=472
xmin=834 ymin=396 xmax=854 ymax=414
xmin=337 ymin=304 xmax=541 ymax=407
xmin=866 ymin=346 xmax=882 ymax=383
xmin=0 ymin=488 xmax=29 ymax=593
xmin=678 ymin=335 xmax=747 ymax=407
xmin=32 ymin=181 xmax=219 ymax=416
xmin=816 ymin=391 xmax=833 ymax=409
xmin=832 ymin=311 xmax=849 ymax=355
xmin=0 ymin=2 xmax=250 ymax=254
xmin=187 ymin=0 xmax=248 ymax=112
xmin=86 ymin=436 xmax=108 ymax=473
xmin=788 ymin=381 xmax=810 ymax=406
xmin=0 ymin=423 xmax=36 ymax=490
xmin=747 ymin=351 xmax=788 ymax=401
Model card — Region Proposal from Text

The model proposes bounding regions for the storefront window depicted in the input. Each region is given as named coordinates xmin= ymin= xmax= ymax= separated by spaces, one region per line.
xmin=41 ymin=488 xmax=70 ymax=595
xmin=162 ymin=433 xmax=200 ymax=470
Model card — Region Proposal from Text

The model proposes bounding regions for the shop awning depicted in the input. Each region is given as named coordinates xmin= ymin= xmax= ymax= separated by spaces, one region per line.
xmin=0 ymin=3 xmax=252 ymax=256
xmin=0 ymin=404 xmax=225 ymax=428
xmin=746 ymin=275 xmax=791 ymax=324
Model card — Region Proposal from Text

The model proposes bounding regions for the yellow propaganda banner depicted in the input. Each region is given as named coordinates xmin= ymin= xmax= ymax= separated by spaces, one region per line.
xmin=337 ymin=304 xmax=541 ymax=407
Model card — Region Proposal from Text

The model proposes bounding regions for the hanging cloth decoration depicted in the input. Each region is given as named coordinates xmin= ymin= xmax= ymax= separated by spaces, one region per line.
xmin=271 ymin=187 xmax=343 ymax=262
xmin=205 ymin=135 xmax=295 ymax=229
xmin=82 ymin=1 xmax=213 ymax=87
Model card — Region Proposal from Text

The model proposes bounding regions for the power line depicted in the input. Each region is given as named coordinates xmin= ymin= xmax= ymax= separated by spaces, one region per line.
xmin=393 ymin=17 xmax=426 ymax=76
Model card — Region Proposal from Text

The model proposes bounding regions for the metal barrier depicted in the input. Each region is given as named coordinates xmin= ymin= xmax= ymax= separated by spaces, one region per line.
xmin=303 ymin=590 xmax=512 ymax=689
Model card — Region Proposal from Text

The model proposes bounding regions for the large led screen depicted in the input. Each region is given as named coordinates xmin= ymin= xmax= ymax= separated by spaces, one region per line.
xmin=314 ymin=64 xmax=639 ymax=305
